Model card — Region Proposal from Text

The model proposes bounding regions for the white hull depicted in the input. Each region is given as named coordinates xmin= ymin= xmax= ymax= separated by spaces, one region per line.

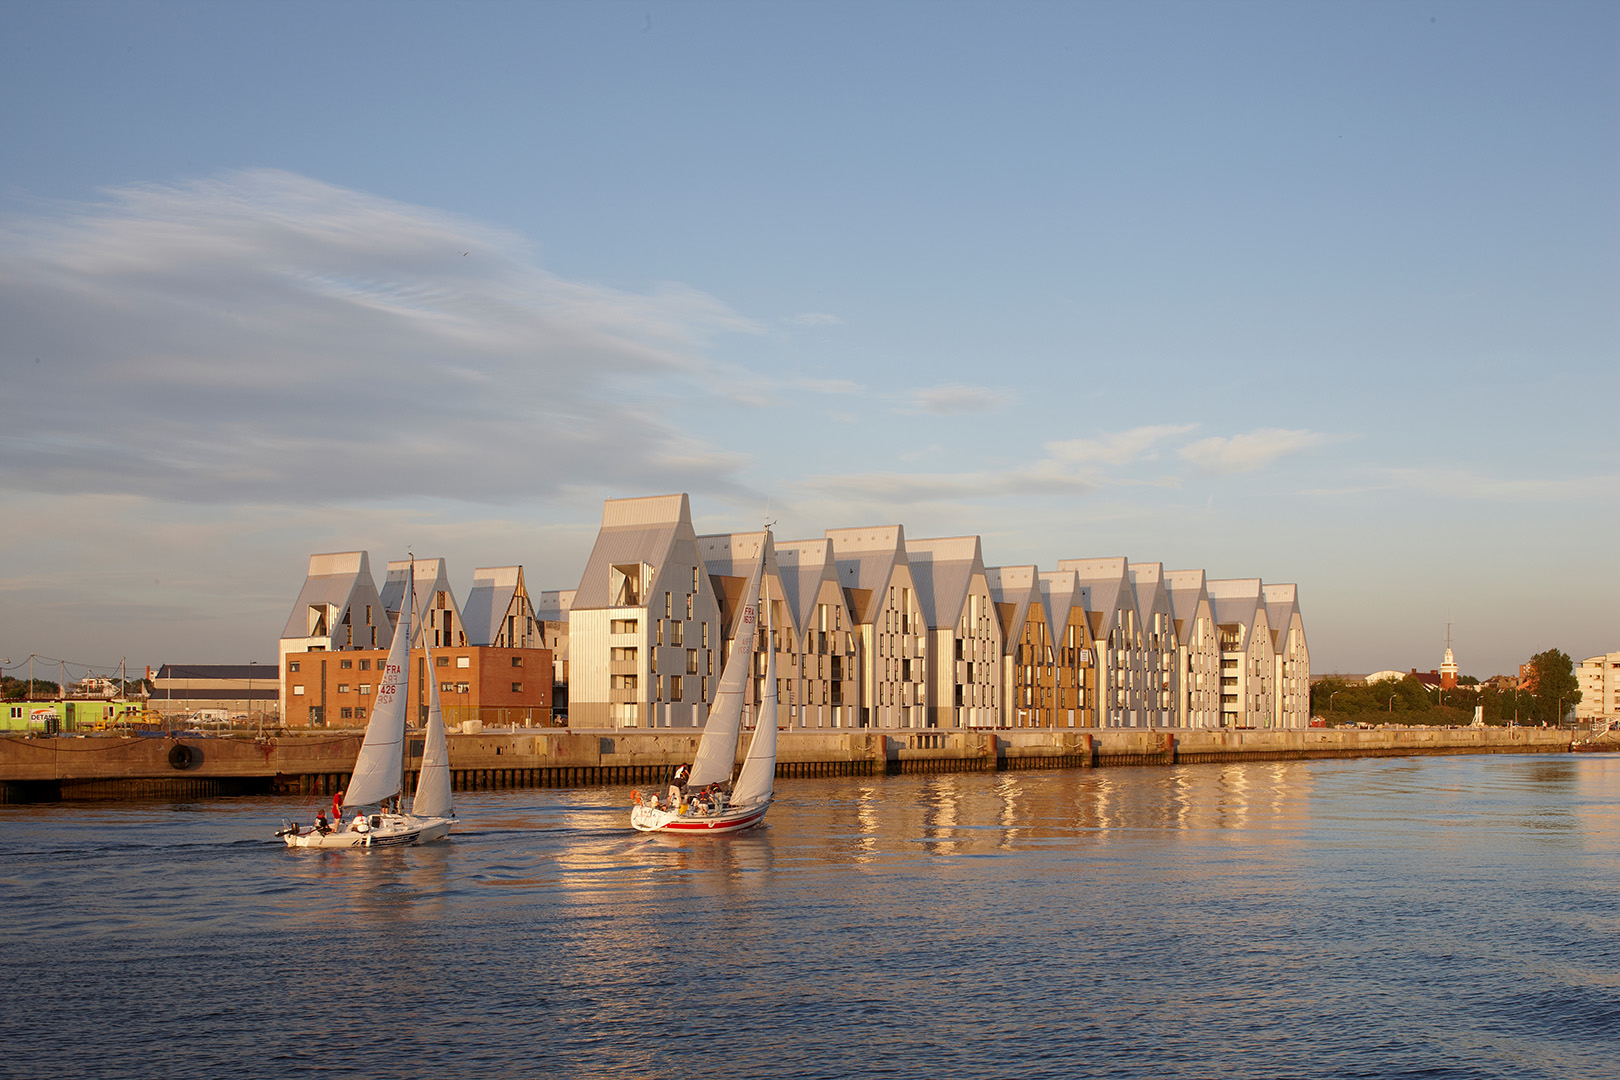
xmin=630 ymin=799 xmax=770 ymax=834
xmin=282 ymin=813 xmax=454 ymax=849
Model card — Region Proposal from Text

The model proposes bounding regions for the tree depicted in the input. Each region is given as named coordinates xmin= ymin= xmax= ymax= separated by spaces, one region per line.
xmin=1527 ymin=649 xmax=1581 ymax=724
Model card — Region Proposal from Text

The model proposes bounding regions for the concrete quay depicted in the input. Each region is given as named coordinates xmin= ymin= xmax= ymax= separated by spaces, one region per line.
xmin=0 ymin=725 xmax=1573 ymax=804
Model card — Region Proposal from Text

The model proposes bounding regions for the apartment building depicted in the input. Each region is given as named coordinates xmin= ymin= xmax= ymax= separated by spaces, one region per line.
xmin=277 ymin=551 xmax=391 ymax=708
xmin=1039 ymin=569 xmax=1096 ymax=728
xmin=909 ymin=536 xmax=1002 ymax=729
xmin=773 ymin=538 xmax=860 ymax=729
xmin=1060 ymin=558 xmax=1142 ymax=727
xmin=534 ymin=589 xmax=574 ymax=689
xmin=282 ymin=644 xmax=551 ymax=728
xmin=1165 ymin=569 xmax=1220 ymax=728
xmin=1576 ymin=652 xmax=1620 ymax=722
xmin=826 ymin=525 xmax=927 ymax=729
xmin=1263 ymin=583 xmax=1311 ymax=729
xmin=567 ymin=494 xmax=723 ymax=728
xmin=465 ymin=566 xmax=542 ymax=649
xmin=1128 ymin=562 xmax=1176 ymax=728
xmin=1207 ymin=578 xmax=1276 ymax=728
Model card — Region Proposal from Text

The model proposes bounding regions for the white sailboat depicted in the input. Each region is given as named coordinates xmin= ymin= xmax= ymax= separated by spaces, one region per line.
xmin=280 ymin=562 xmax=457 ymax=849
xmin=629 ymin=535 xmax=777 ymax=834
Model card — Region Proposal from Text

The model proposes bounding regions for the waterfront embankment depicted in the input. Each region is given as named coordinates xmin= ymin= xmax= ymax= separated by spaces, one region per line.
xmin=0 ymin=725 xmax=1573 ymax=803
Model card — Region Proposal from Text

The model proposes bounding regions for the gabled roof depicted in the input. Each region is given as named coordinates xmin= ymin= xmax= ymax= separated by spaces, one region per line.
xmin=534 ymin=589 xmax=575 ymax=623
xmin=572 ymin=494 xmax=693 ymax=610
xmin=1128 ymin=561 xmax=1172 ymax=634
xmin=774 ymin=538 xmax=843 ymax=635
xmin=699 ymin=530 xmax=774 ymax=636
xmin=825 ymin=524 xmax=907 ymax=624
xmin=1207 ymin=578 xmax=1266 ymax=644
xmin=464 ymin=566 xmax=529 ymax=647
xmin=1057 ymin=557 xmax=1131 ymax=640
xmin=382 ymin=557 xmax=460 ymax=629
xmin=907 ymin=535 xmax=985 ymax=630
xmin=986 ymin=565 xmax=1038 ymax=654
xmin=1262 ymin=583 xmax=1301 ymax=649
xmin=280 ymin=551 xmax=380 ymax=640
xmin=1164 ymin=569 xmax=1211 ymax=644
xmin=1038 ymin=569 xmax=1085 ymax=646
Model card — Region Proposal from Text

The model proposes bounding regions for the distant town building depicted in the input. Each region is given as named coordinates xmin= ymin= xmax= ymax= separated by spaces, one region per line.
xmin=150 ymin=663 xmax=279 ymax=722
xmin=1576 ymin=652 xmax=1620 ymax=722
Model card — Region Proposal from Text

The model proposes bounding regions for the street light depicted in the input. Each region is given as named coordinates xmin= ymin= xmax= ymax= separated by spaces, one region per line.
xmin=1389 ymin=692 xmax=1397 ymax=713
xmin=1330 ymin=690 xmax=1340 ymax=712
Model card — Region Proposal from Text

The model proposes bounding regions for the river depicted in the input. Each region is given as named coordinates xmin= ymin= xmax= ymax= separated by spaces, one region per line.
xmin=2 ymin=752 xmax=1617 ymax=1079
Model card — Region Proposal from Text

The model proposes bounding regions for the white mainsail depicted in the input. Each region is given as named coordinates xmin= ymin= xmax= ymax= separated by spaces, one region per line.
xmin=411 ymin=639 xmax=454 ymax=820
xmin=343 ymin=562 xmax=414 ymax=810
xmin=730 ymin=605 xmax=777 ymax=808
xmin=685 ymin=543 xmax=764 ymax=788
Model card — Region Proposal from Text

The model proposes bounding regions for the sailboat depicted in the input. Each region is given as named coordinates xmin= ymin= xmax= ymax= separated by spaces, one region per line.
xmin=280 ymin=561 xmax=457 ymax=849
xmin=629 ymin=536 xmax=778 ymax=834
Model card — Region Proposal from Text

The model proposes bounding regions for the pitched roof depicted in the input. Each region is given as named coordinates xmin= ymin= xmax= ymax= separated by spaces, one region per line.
xmin=906 ymin=536 xmax=984 ymax=629
xmin=986 ymin=565 xmax=1038 ymax=654
xmin=1037 ymin=569 xmax=1084 ymax=645
xmin=1207 ymin=578 xmax=1265 ymax=642
xmin=1262 ymin=583 xmax=1300 ymax=649
xmin=571 ymin=494 xmax=692 ymax=610
xmin=774 ymin=538 xmax=842 ymax=634
xmin=381 ymin=557 xmax=460 ymax=628
xmin=1057 ymin=557 xmax=1131 ymax=640
xmin=280 ymin=551 xmax=378 ymax=640
xmin=699 ymin=530 xmax=774 ymax=636
xmin=1163 ymin=569 xmax=1209 ymax=626
xmin=464 ymin=566 xmax=527 ymax=647
xmin=1128 ymin=561 xmax=1171 ymax=634
xmin=825 ymin=524 xmax=907 ymax=624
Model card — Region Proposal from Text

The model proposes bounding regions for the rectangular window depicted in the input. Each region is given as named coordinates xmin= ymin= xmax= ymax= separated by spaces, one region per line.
xmin=693 ymin=567 xmax=700 ymax=592
xmin=702 ymin=622 xmax=709 ymax=648
xmin=293 ymin=686 xmax=305 ymax=696
xmin=610 ymin=618 xmax=639 ymax=634
xmin=511 ymin=655 xmax=523 ymax=667
xmin=687 ymin=649 xmax=698 ymax=674
xmin=707 ymin=652 xmax=714 ymax=676
xmin=340 ymin=659 xmax=353 ymax=669
xmin=657 ymin=621 xmax=664 ymax=646
xmin=671 ymin=621 xmax=684 ymax=646
xmin=686 ymin=594 xmax=694 ymax=619
xmin=457 ymin=656 xmax=470 ymax=669
xmin=359 ymin=659 xmax=370 ymax=671
xmin=337 ymin=683 xmax=350 ymax=693
xmin=340 ymin=707 xmax=353 ymax=719
xmin=665 ymin=592 xmax=672 ymax=618
xmin=671 ymin=676 xmax=683 ymax=702
xmin=512 ymin=682 xmax=523 ymax=693
xmin=701 ymin=676 xmax=709 ymax=701
xmin=288 ymin=661 xmax=300 ymax=673
xmin=355 ymin=707 xmax=367 ymax=719
xmin=655 ymin=675 xmax=664 ymax=701
xmin=456 ymin=682 xmax=469 ymax=694
xmin=359 ymin=684 xmax=371 ymax=696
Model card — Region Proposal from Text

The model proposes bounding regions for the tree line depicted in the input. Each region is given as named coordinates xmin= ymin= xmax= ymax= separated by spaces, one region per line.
xmin=1310 ymin=649 xmax=1582 ymax=725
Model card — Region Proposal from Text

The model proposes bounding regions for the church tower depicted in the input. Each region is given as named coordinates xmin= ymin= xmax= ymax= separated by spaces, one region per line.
xmin=1440 ymin=623 xmax=1459 ymax=690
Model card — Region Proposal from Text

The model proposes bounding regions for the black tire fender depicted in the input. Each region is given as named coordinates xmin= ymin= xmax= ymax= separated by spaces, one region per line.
xmin=168 ymin=743 xmax=196 ymax=769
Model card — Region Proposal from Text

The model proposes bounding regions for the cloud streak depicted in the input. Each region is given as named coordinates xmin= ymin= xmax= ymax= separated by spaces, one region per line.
xmin=0 ymin=170 xmax=762 ymax=505
xmin=912 ymin=383 xmax=1013 ymax=415
xmin=1178 ymin=428 xmax=1330 ymax=474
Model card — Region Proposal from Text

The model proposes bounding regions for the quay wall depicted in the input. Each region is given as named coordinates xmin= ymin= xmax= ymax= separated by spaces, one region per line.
xmin=0 ymin=726 xmax=1574 ymax=803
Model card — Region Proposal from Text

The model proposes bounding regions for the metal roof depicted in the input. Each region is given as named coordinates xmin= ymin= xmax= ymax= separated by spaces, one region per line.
xmin=825 ymin=524 xmax=907 ymax=625
xmin=464 ymin=566 xmax=528 ymax=647
xmin=986 ymin=565 xmax=1038 ymax=655
xmin=571 ymin=494 xmax=692 ymax=610
xmin=906 ymin=536 xmax=984 ymax=629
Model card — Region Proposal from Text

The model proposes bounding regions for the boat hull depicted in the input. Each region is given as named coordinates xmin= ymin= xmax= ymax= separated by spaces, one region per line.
xmin=630 ymin=799 xmax=770 ymax=834
xmin=282 ymin=813 xmax=454 ymax=849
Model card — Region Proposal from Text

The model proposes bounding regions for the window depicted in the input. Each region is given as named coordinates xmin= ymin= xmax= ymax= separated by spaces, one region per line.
xmin=436 ymin=656 xmax=449 ymax=667
xmin=686 ymin=594 xmax=693 ymax=619
xmin=293 ymin=686 xmax=305 ymax=696
xmin=337 ymin=683 xmax=350 ymax=693
xmin=702 ymin=622 xmax=709 ymax=647
xmin=355 ymin=707 xmax=366 ymax=719
xmin=441 ymin=681 xmax=455 ymax=692
xmin=456 ymin=656 xmax=470 ymax=669
xmin=512 ymin=656 xmax=523 ymax=667
xmin=670 ymin=676 xmax=683 ymax=702
xmin=693 ymin=567 xmax=700 ymax=592
xmin=456 ymin=682 xmax=469 ymax=694
xmin=610 ymin=565 xmax=643 ymax=607
xmin=359 ymin=684 xmax=371 ymax=696
xmin=657 ymin=621 xmax=664 ymax=646
xmin=359 ymin=659 xmax=370 ymax=671
xmin=665 ymin=592 xmax=672 ymax=617
xmin=288 ymin=661 xmax=300 ymax=673
xmin=340 ymin=707 xmax=353 ymax=719
xmin=512 ymin=682 xmax=523 ymax=693
xmin=610 ymin=618 xmax=639 ymax=634
xmin=655 ymin=675 xmax=664 ymax=701
xmin=687 ymin=649 xmax=698 ymax=674
xmin=366 ymin=605 xmax=372 ymax=624
xmin=611 ymin=647 xmax=639 ymax=662
xmin=340 ymin=659 xmax=353 ymax=670
xmin=701 ymin=676 xmax=709 ymax=701
xmin=671 ymin=621 xmax=684 ymax=646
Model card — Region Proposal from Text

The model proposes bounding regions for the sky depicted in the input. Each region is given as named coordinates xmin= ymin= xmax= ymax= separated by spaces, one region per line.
xmin=1 ymin=1 xmax=1616 ymax=685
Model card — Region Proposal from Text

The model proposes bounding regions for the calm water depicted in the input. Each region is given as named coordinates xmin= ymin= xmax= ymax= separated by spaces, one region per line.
xmin=2 ymin=753 xmax=1618 ymax=1079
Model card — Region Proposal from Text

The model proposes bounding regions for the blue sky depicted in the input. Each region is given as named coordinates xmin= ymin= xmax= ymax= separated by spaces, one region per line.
xmin=1 ymin=1 xmax=1615 ymax=683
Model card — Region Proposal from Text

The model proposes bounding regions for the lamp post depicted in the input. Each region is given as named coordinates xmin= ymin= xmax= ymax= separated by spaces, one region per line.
xmin=1389 ymin=692 xmax=1397 ymax=713
xmin=248 ymin=661 xmax=258 ymax=738
xmin=1330 ymin=690 xmax=1340 ymax=712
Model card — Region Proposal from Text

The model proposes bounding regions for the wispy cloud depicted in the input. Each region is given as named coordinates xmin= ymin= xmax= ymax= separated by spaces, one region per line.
xmin=1179 ymin=428 xmax=1330 ymax=474
xmin=0 ymin=169 xmax=761 ymax=505
xmin=785 ymin=311 xmax=842 ymax=327
xmin=1045 ymin=424 xmax=1197 ymax=467
xmin=912 ymin=383 xmax=1013 ymax=415
xmin=795 ymin=377 xmax=862 ymax=395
